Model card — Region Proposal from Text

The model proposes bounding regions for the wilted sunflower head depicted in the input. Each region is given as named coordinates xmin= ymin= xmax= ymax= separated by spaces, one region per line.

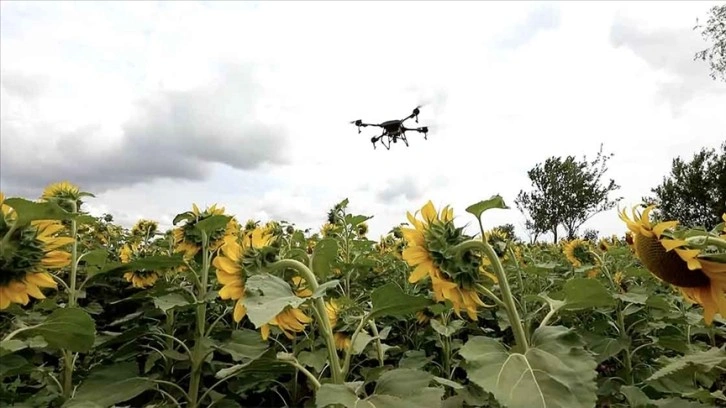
xmin=597 ymin=238 xmax=611 ymax=252
xmin=172 ymin=204 xmax=238 ymax=258
xmin=401 ymin=201 xmax=488 ymax=320
xmin=131 ymin=219 xmax=158 ymax=239
xmin=41 ymin=181 xmax=86 ymax=212
xmin=562 ymin=239 xmax=596 ymax=268
xmin=620 ymin=205 xmax=726 ymax=325
xmin=0 ymin=193 xmax=70 ymax=309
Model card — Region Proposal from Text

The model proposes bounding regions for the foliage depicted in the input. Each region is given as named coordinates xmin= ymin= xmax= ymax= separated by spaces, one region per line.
xmin=694 ymin=4 xmax=726 ymax=82
xmin=644 ymin=142 xmax=726 ymax=229
xmin=1 ymin=185 xmax=725 ymax=408
xmin=515 ymin=144 xmax=621 ymax=242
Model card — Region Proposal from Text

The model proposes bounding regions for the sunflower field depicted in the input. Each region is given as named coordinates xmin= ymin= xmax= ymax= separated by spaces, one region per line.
xmin=1 ymin=182 xmax=725 ymax=408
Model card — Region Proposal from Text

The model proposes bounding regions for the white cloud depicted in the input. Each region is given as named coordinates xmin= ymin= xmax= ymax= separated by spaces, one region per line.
xmin=1 ymin=1 xmax=725 ymax=242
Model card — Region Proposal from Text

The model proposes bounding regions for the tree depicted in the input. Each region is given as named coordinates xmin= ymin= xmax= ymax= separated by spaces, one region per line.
xmin=694 ymin=4 xmax=726 ymax=82
xmin=515 ymin=145 xmax=621 ymax=242
xmin=644 ymin=142 xmax=726 ymax=229
xmin=493 ymin=223 xmax=517 ymax=240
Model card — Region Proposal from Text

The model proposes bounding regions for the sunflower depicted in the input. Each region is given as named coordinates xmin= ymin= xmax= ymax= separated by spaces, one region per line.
xmin=120 ymin=242 xmax=159 ymax=289
xmin=620 ymin=205 xmax=726 ymax=325
xmin=356 ymin=222 xmax=369 ymax=238
xmin=334 ymin=332 xmax=352 ymax=350
xmin=0 ymin=193 xmax=71 ymax=309
xmin=213 ymin=227 xmax=275 ymax=324
xmin=562 ymin=239 xmax=597 ymax=268
xmin=401 ymin=201 xmax=488 ymax=320
xmin=172 ymin=204 xmax=239 ymax=259
xmin=597 ymin=238 xmax=611 ymax=252
xmin=291 ymin=276 xmax=313 ymax=297
xmin=260 ymin=307 xmax=312 ymax=340
xmin=131 ymin=219 xmax=158 ymax=239
xmin=321 ymin=222 xmax=336 ymax=238
xmin=41 ymin=181 xmax=84 ymax=212
xmin=325 ymin=298 xmax=341 ymax=327
xmin=485 ymin=229 xmax=508 ymax=258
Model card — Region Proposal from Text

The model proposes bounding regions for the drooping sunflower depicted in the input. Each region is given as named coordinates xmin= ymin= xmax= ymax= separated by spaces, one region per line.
xmin=401 ymin=201 xmax=488 ymax=320
xmin=325 ymin=298 xmax=341 ymax=327
xmin=485 ymin=229 xmax=509 ymax=258
xmin=260 ymin=306 xmax=313 ymax=340
xmin=0 ymin=193 xmax=71 ymax=309
xmin=562 ymin=239 xmax=597 ymax=268
xmin=334 ymin=332 xmax=352 ymax=350
xmin=213 ymin=227 xmax=275 ymax=324
xmin=172 ymin=204 xmax=239 ymax=259
xmin=120 ymin=242 xmax=160 ymax=289
xmin=131 ymin=219 xmax=158 ymax=239
xmin=620 ymin=205 xmax=726 ymax=325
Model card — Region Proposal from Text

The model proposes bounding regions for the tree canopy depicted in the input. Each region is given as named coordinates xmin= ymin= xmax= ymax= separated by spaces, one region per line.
xmin=515 ymin=145 xmax=621 ymax=243
xmin=694 ymin=4 xmax=726 ymax=82
xmin=644 ymin=142 xmax=726 ymax=229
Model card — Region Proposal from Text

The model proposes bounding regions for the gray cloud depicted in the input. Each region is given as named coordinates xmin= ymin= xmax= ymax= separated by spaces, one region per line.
xmin=0 ymin=64 xmax=290 ymax=195
xmin=495 ymin=5 xmax=561 ymax=49
xmin=377 ymin=176 xmax=425 ymax=203
xmin=609 ymin=15 xmax=725 ymax=112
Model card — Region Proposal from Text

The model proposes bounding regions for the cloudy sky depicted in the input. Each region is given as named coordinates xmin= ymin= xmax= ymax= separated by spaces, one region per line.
xmin=1 ymin=1 xmax=725 ymax=241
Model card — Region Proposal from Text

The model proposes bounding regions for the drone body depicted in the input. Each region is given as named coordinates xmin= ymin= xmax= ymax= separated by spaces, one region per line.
xmin=350 ymin=106 xmax=429 ymax=150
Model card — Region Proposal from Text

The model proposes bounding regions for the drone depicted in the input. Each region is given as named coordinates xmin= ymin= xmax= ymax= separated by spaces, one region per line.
xmin=350 ymin=105 xmax=429 ymax=150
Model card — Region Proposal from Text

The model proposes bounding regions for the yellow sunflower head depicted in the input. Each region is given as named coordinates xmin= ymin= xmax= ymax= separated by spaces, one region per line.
xmin=562 ymin=239 xmax=596 ymax=268
xmin=40 ymin=181 xmax=87 ymax=212
xmin=119 ymin=242 xmax=160 ymax=289
xmin=213 ymin=227 xmax=276 ymax=323
xmin=260 ymin=306 xmax=312 ymax=340
xmin=597 ymin=238 xmax=611 ymax=252
xmin=325 ymin=298 xmax=341 ymax=327
xmin=401 ymin=201 xmax=488 ymax=320
xmin=172 ymin=204 xmax=238 ymax=258
xmin=619 ymin=204 xmax=726 ymax=325
xmin=321 ymin=222 xmax=337 ymax=238
xmin=334 ymin=332 xmax=352 ymax=351
xmin=0 ymin=193 xmax=70 ymax=309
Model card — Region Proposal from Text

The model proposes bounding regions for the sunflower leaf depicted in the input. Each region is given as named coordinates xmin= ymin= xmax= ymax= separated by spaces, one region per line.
xmin=93 ymin=255 xmax=186 ymax=278
xmin=312 ymin=238 xmax=338 ymax=280
xmin=62 ymin=362 xmax=153 ymax=407
xmin=27 ymin=308 xmax=96 ymax=353
xmin=194 ymin=215 xmax=232 ymax=235
xmin=460 ymin=325 xmax=597 ymax=408
xmin=243 ymin=274 xmax=307 ymax=328
xmin=559 ymin=278 xmax=616 ymax=310
xmin=465 ymin=195 xmax=509 ymax=221
xmin=370 ymin=283 xmax=433 ymax=319
xmin=3 ymin=198 xmax=76 ymax=226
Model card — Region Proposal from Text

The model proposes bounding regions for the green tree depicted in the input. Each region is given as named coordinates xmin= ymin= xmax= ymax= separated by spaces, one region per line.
xmin=694 ymin=4 xmax=726 ymax=82
xmin=515 ymin=145 xmax=621 ymax=242
xmin=644 ymin=142 xmax=726 ymax=229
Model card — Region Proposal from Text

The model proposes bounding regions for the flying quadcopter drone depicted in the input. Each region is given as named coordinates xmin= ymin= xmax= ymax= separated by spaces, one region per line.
xmin=350 ymin=105 xmax=429 ymax=150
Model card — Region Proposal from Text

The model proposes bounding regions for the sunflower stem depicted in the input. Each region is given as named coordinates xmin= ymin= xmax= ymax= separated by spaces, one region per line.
xmin=188 ymin=231 xmax=210 ymax=408
xmin=270 ymin=258 xmax=344 ymax=384
xmin=368 ymin=320 xmax=385 ymax=367
xmin=455 ymin=236 xmax=529 ymax=352
xmin=62 ymin=200 xmax=79 ymax=401
xmin=343 ymin=311 xmax=372 ymax=376
xmin=276 ymin=356 xmax=322 ymax=390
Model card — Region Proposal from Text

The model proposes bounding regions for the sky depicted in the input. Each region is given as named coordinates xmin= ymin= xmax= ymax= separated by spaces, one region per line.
xmin=1 ymin=1 xmax=725 ymax=242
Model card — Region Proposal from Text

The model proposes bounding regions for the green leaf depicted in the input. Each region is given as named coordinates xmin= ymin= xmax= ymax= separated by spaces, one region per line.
xmin=153 ymin=292 xmax=192 ymax=313
xmin=27 ymin=308 xmax=95 ymax=352
xmin=375 ymin=368 xmax=433 ymax=396
xmin=312 ymin=238 xmax=338 ymax=280
xmin=243 ymin=274 xmax=307 ymax=328
xmin=370 ymin=283 xmax=433 ymax=319
xmin=0 ymin=354 xmax=30 ymax=377
xmin=79 ymin=249 xmax=109 ymax=266
xmin=316 ymin=383 xmax=364 ymax=408
xmin=399 ymin=350 xmax=433 ymax=370
xmin=194 ymin=214 xmax=232 ymax=235
xmin=646 ymin=347 xmax=726 ymax=393
xmin=560 ymin=278 xmax=616 ymax=310
xmin=430 ymin=319 xmax=465 ymax=337
xmin=465 ymin=195 xmax=509 ymax=220
xmin=586 ymin=335 xmax=629 ymax=363
xmin=63 ymin=362 xmax=153 ymax=407
xmin=298 ymin=349 xmax=328 ymax=373
xmin=215 ymin=329 xmax=269 ymax=362
xmin=95 ymin=254 xmax=186 ymax=277
xmin=620 ymin=385 xmax=651 ymax=407
xmin=3 ymin=198 xmax=75 ymax=225
xmin=311 ymin=279 xmax=340 ymax=299
xmin=352 ymin=331 xmax=374 ymax=355
xmin=460 ymin=326 xmax=597 ymax=408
